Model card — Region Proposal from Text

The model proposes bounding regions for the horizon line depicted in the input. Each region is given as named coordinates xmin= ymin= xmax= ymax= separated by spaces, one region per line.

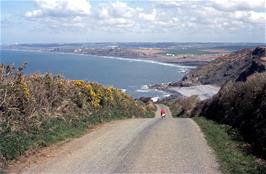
xmin=2 ymin=41 xmax=266 ymax=45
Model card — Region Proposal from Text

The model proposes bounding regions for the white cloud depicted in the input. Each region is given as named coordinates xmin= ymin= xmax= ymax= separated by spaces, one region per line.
xmin=23 ymin=0 xmax=265 ymax=35
xmin=98 ymin=2 xmax=138 ymax=19
xmin=139 ymin=9 xmax=157 ymax=21
xmin=25 ymin=0 xmax=91 ymax=18
xmin=102 ymin=18 xmax=135 ymax=28
xmin=212 ymin=0 xmax=265 ymax=12
xmin=25 ymin=9 xmax=43 ymax=17
xmin=110 ymin=2 xmax=136 ymax=18
xmin=151 ymin=0 xmax=199 ymax=8
xmin=96 ymin=2 xmax=139 ymax=28
xmin=248 ymin=11 xmax=266 ymax=24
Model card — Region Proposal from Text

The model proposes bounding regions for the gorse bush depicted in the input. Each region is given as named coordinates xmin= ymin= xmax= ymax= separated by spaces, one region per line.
xmin=200 ymin=72 xmax=266 ymax=158
xmin=0 ymin=64 xmax=154 ymax=166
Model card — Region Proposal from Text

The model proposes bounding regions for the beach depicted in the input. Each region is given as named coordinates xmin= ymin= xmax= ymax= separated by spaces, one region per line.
xmin=167 ymin=85 xmax=221 ymax=101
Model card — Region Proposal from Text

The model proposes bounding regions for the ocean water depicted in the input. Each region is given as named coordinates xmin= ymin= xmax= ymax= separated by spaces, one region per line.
xmin=0 ymin=49 xmax=194 ymax=99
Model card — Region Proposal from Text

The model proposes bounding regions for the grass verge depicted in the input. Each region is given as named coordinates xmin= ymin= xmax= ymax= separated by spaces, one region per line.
xmin=193 ymin=117 xmax=266 ymax=174
xmin=1 ymin=110 xmax=154 ymax=169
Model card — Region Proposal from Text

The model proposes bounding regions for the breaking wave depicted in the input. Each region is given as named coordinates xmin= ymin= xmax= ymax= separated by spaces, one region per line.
xmin=101 ymin=56 xmax=196 ymax=69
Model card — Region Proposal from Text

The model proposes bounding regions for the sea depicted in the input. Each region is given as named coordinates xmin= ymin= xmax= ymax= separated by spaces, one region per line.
xmin=0 ymin=49 xmax=194 ymax=99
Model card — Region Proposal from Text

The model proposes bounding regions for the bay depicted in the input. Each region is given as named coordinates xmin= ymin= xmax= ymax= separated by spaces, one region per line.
xmin=0 ymin=49 xmax=193 ymax=99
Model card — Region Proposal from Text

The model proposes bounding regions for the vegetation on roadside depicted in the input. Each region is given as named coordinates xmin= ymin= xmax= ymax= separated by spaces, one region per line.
xmin=163 ymin=73 xmax=266 ymax=173
xmin=0 ymin=64 xmax=155 ymax=167
xmin=161 ymin=95 xmax=200 ymax=117
xmin=164 ymin=72 xmax=266 ymax=160
xmin=199 ymin=72 xmax=266 ymax=158
xmin=162 ymin=47 xmax=266 ymax=173
xmin=194 ymin=117 xmax=266 ymax=174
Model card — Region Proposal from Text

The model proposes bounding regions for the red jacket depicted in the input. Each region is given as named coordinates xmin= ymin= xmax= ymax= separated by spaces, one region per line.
xmin=161 ymin=108 xmax=166 ymax=115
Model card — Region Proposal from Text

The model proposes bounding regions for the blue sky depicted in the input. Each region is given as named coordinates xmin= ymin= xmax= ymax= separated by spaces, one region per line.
xmin=1 ymin=0 xmax=265 ymax=44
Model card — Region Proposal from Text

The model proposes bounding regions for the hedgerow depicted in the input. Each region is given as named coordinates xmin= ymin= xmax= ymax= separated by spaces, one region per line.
xmin=0 ymin=64 xmax=154 ymax=167
xmin=200 ymin=72 xmax=266 ymax=159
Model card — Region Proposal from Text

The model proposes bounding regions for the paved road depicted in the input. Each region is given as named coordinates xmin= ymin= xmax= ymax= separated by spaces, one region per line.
xmin=21 ymin=104 xmax=220 ymax=174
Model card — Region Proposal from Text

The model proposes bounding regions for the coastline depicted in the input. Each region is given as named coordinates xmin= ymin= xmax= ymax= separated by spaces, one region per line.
xmin=1 ymin=48 xmax=218 ymax=101
xmin=0 ymin=48 xmax=198 ymax=69
xmin=150 ymin=83 xmax=221 ymax=101
xmin=168 ymin=85 xmax=220 ymax=101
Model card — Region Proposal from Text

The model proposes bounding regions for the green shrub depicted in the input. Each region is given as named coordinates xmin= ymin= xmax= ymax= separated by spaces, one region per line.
xmin=200 ymin=72 xmax=266 ymax=158
xmin=0 ymin=64 xmax=154 ymax=166
xmin=162 ymin=95 xmax=200 ymax=117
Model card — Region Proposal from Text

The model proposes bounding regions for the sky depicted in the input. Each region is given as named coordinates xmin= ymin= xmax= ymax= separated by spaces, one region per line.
xmin=1 ymin=0 xmax=266 ymax=44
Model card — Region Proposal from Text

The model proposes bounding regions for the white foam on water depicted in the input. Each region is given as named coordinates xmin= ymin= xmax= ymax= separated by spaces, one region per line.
xmin=136 ymin=85 xmax=157 ymax=93
xmin=135 ymin=84 xmax=173 ymax=101
xmin=163 ymin=94 xmax=171 ymax=98
xmin=151 ymin=97 xmax=160 ymax=102
xmin=141 ymin=85 xmax=149 ymax=90
xmin=136 ymin=89 xmax=157 ymax=93
xmin=102 ymin=56 xmax=196 ymax=69
xmin=150 ymin=93 xmax=171 ymax=102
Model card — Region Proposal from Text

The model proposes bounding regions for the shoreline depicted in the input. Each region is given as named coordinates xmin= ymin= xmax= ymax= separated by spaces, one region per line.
xmin=168 ymin=85 xmax=220 ymax=101
xmin=151 ymin=84 xmax=221 ymax=101
xmin=1 ymin=48 xmax=217 ymax=100
xmin=0 ymin=48 xmax=208 ymax=68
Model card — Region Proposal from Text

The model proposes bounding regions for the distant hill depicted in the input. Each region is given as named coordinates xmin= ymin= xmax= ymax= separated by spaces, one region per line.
xmin=171 ymin=46 xmax=266 ymax=87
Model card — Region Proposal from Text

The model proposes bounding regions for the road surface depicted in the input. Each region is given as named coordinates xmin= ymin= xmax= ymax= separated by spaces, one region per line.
xmin=21 ymin=104 xmax=220 ymax=173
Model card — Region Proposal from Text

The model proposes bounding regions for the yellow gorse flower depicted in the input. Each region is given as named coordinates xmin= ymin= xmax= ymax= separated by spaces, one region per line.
xmin=20 ymin=81 xmax=31 ymax=100
xmin=73 ymin=80 xmax=101 ymax=108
